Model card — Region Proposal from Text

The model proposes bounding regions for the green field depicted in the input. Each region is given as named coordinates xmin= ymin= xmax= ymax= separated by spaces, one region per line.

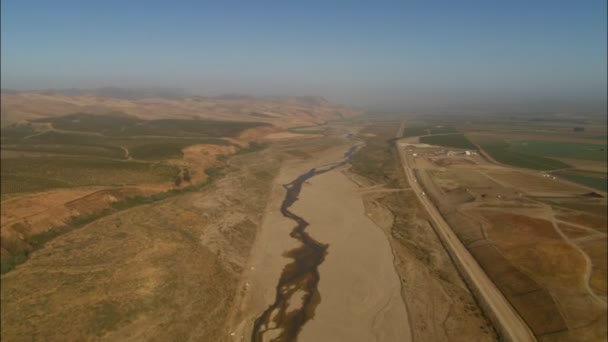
xmin=420 ymin=133 xmax=476 ymax=150
xmin=554 ymin=171 xmax=608 ymax=191
xmin=508 ymin=140 xmax=607 ymax=161
xmin=401 ymin=123 xmax=457 ymax=138
xmin=352 ymin=123 xmax=404 ymax=187
xmin=429 ymin=126 xmax=458 ymax=135
xmin=402 ymin=126 xmax=429 ymax=137
xmin=476 ymin=139 xmax=570 ymax=170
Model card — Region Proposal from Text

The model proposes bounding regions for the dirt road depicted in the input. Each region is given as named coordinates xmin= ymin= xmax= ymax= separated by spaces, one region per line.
xmin=396 ymin=126 xmax=537 ymax=342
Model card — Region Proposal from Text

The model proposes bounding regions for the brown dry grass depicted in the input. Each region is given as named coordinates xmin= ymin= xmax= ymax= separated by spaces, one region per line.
xmin=555 ymin=211 xmax=607 ymax=233
xmin=180 ymin=144 xmax=237 ymax=183
xmin=579 ymin=238 xmax=608 ymax=297
xmin=469 ymin=243 xmax=567 ymax=336
xmin=477 ymin=211 xmax=606 ymax=340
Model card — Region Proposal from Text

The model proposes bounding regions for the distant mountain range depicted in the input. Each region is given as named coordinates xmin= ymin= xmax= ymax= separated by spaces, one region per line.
xmin=0 ymin=89 xmax=357 ymax=127
xmin=1 ymin=88 xmax=333 ymax=107
xmin=2 ymin=87 xmax=188 ymax=100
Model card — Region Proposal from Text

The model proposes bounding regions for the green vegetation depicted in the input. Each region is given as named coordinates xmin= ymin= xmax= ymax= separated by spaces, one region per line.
xmin=0 ymin=174 xmax=73 ymax=194
xmin=508 ymin=140 xmax=607 ymax=161
xmin=2 ymin=142 xmax=125 ymax=159
xmin=554 ymin=171 xmax=608 ymax=191
xmin=288 ymin=125 xmax=326 ymax=134
xmin=0 ymin=250 xmax=28 ymax=274
xmin=402 ymin=126 xmax=429 ymax=137
xmin=0 ymin=114 xmax=266 ymax=195
xmin=1 ymin=157 xmax=177 ymax=195
xmin=401 ymin=123 xmax=457 ymax=138
xmin=420 ymin=133 xmax=476 ymax=150
xmin=0 ymin=124 xmax=35 ymax=139
xmin=478 ymin=140 xmax=570 ymax=170
xmin=2 ymin=130 xmax=232 ymax=161
xmin=472 ymin=136 xmax=606 ymax=170
xmin=34 ymin=112 xmax=266 ymax=137
xmin=352 ymin=123 xmax=405 ymax=187
xmin=429 ymin=126 xmax=458 ymax=135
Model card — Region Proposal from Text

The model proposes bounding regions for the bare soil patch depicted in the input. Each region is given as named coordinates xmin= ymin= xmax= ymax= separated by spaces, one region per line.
xmin=0 ymin=185 xmax=168 ymax=258
xmin=181 ymin=144 xmax=237 ymax=183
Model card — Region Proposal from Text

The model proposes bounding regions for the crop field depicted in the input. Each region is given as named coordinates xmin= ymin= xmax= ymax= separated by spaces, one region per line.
xmin=33 ymin=112 xmax=267 ymax=137
xmin=1 ymin=157 xmax=177 ymax=195
xmin=401 ymin=122 xmax=458 ymax=138
xmin=554 ymin=171 xmax=607 ymax=191
xmin=402 ymin=126 xmax=429 ymax=137
xmin=429 ymin=126 xmax=458 ymax=134
xmin=452 ymin=114 xmax=607 ymax=137
xmin=469 ymin=136 xmax=570 ymax=170
xmin=508 ymin=140 xmax=607 ymax=161
xmin=419 ymin=133 xmax=476 ymax=150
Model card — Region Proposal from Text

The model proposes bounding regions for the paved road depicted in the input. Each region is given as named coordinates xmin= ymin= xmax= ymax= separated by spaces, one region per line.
xmin=395 ymin=127 xmax=537 ymax=342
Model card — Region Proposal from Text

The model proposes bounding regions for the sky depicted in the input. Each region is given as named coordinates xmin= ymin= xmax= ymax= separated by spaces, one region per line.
xmin=1 ymin=0 xmax=606 ymax=112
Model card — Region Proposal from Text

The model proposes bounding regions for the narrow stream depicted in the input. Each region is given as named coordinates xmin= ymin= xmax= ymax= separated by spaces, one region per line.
xmin=251 ymin=145 xmax=359 ymax=342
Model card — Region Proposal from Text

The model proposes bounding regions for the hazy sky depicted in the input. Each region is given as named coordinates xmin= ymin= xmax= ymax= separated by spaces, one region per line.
xmin=1 ymin=0 xmax=606 ymax=111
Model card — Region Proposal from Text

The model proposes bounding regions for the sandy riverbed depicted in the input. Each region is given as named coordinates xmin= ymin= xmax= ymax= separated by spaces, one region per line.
xmin=228 ymin=144 xmax=411 ymax=341
xmin=295 ymin=168 xmax=411 ymax=342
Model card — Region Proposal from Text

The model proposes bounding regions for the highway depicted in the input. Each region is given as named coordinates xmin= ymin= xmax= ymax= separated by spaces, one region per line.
xmin=395 ymin=124 xmax=537 ymax=342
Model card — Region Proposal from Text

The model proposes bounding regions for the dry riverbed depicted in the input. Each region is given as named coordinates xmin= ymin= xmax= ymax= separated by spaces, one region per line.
xmin=229 ymin=142 xmax=411 ymax=341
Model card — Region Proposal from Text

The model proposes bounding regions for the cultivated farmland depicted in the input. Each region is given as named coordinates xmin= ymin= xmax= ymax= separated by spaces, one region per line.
xmin=420 ymin=133 xmax=477 ymax=150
